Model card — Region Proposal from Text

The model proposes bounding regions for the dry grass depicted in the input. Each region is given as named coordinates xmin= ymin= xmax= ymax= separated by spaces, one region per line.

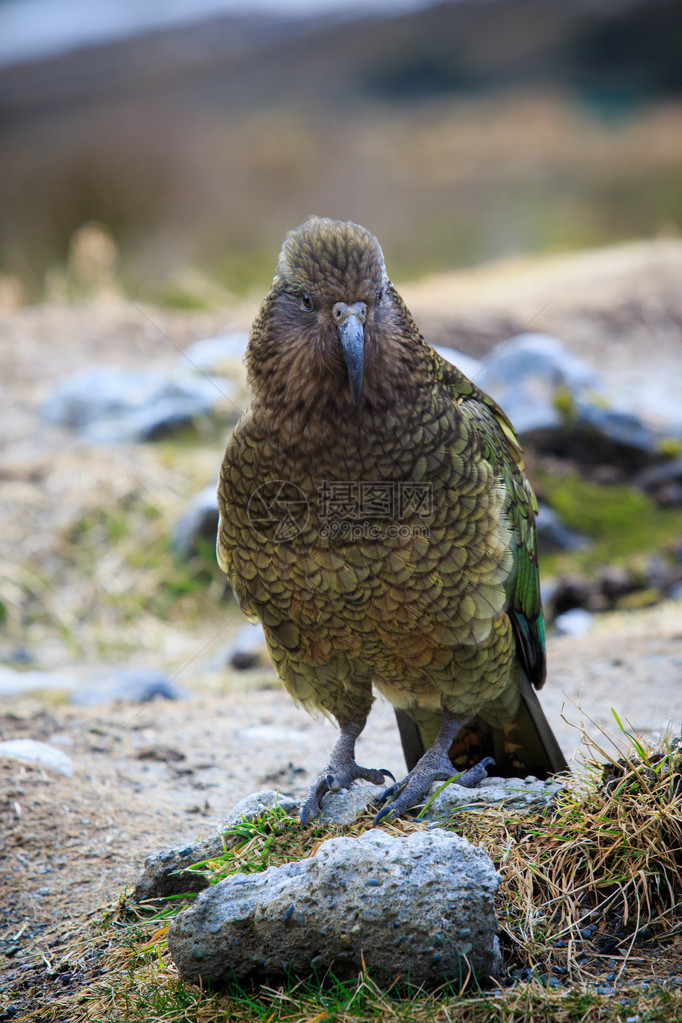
xmin=0 ymin=435 xmax=237 ymax=671
xmin=11 ymin=724 xmax=682 ymax=1023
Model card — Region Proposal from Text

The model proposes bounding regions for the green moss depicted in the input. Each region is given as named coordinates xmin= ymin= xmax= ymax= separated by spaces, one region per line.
xmin=552 ymin=387 xmax=575 ymax=421
xmin=656 ymin=436 xmax=682 ymax=459
xmin=582 ymin=389 xmax=612 ymax=411
xmin=535 ymin=469 xmax=682 ymax=577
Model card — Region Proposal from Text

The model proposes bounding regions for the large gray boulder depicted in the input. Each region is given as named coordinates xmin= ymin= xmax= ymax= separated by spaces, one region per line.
xmin=475 ymin=332 xmax=597 ymax=435
xmin=474 ymin=333 xmax=675 ymax=471
xmin=41 ymin=365 xmax=237 ymax=442
xmin=168 ymin=827 xmax=500 ymax=989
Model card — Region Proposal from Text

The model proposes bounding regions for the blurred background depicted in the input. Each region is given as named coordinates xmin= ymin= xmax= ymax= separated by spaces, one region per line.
xmin=1 ymin=0 xmax=681 ymax=304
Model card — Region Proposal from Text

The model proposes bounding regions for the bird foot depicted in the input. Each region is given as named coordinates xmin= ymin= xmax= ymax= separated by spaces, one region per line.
xmin=373 ymin=755 xmax=494 ymax=825
xmin=300 ymin=761 xmax=395 ymax=825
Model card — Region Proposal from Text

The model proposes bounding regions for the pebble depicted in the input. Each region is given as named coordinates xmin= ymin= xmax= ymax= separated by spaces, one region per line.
xmin=222 ymin=623 xmax=268 ymax=670
xmin=553 ymin=608 xmax=594 ymax=637
xmin=0 ymin=739 xmax=74 ymax=777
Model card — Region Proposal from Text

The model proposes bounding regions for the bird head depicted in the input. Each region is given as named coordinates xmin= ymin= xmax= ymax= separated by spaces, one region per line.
xmin=247 ymin=217 xmax=399 ymax=411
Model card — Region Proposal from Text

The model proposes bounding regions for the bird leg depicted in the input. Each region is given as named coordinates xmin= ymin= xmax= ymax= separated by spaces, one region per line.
xmin=374 ymin=709 xmax=494 ymax=824
xmin=299 ymin=719 xmax=395 ymax=825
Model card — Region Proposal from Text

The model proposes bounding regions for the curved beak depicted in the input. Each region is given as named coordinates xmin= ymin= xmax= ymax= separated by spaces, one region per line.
xmin=335 ymin=302 xmax=366 ymax=405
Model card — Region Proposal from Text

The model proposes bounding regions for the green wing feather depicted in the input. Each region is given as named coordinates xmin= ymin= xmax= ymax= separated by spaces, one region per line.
xmin=439 ymin=358 xmax=547 ymax=690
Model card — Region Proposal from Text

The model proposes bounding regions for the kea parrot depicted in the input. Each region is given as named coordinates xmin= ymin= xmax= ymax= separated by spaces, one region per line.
xmin=217 ymin=216 xmax=568 ymax=824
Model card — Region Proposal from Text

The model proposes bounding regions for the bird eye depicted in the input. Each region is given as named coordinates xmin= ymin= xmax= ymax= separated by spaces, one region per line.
xmin=376 ymin=288 xmax=384 ymax=305
xmin=300 ymin=293 xmax=314 ymax=311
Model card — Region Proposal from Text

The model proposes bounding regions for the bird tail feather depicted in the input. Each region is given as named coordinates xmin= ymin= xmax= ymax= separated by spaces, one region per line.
xmin=395 ymin=675 xmax=569 ymax=780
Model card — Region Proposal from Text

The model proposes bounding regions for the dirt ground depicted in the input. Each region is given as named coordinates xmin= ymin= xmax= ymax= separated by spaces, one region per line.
xmin=1 ymin=241 xmax=682 ymax=1000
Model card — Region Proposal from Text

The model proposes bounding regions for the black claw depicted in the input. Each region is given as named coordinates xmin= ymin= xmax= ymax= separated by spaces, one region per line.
xmin=377 ymin=781 xmax=402 ymax=806
xmin=457 ymin=756 xmax=495 ymax=788
xmin=372 ymin=803 xmax=395 ymax=826
xmin=380 ymin=768 xmax=396 ymax=783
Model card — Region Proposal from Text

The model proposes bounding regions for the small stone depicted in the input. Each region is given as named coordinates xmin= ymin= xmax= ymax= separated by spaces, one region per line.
xmin=133 ymin=790 xmax=298 ymax=902
xmin=222 ymin=623 xmax=268 ymax=671
xmin=553 ymin=608 xmax=594 ymax=637
xmin=475 ymin=333 xmax=598 ymax=436
xmin=0 ymin=739 xmax=74 ymax=777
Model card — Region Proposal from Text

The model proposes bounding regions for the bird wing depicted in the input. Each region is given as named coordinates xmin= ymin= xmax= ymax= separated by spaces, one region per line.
xmin=439 ymin=359 xmax=546 ymax=690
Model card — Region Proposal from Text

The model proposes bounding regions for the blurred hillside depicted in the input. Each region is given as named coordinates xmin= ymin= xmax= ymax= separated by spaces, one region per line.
xmin=1 ymin=0 xmax=681 ymax=302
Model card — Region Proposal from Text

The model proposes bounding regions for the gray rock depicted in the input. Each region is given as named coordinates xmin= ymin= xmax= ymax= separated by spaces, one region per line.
xmin=181 ymin=334 xmax=249 ymax=376
xmin=71 ymin=669 xmax=184 ymax=707
xmin=536 ymin=504 xmax=591 ymax=553
xmin=172 ymin=485 xmax=219 ymax=560
xmin=636 ymin=458 xmax=682 ymax=507
xmin=312 ymin=773 xmax=563 ymax=827
xmin=0 ymin=739 xmax=74 ymax=777
xmin=572 ymin=401 xmax=666 ymax=466
xmin=316 ymin=782 xmax=386 ymax=827
xmin=134 ymin=790 xmax=298 ymax=902
xmin=218 ymin=789 xmax=300 ymax=832
xmin=475 ymin=333 xmax=673 ymax=471
xmin=134 ymin=836 xmax=227 ymax=902
xmin=168 ymin=828 xmax=500 ymax=988
xmin=476 ymin=333 xmax=598 ymax=435
xmin=422 ymin=775 xmax=564 ymax=818
xmin=41 ymin=366 xmax=236 ymax=443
